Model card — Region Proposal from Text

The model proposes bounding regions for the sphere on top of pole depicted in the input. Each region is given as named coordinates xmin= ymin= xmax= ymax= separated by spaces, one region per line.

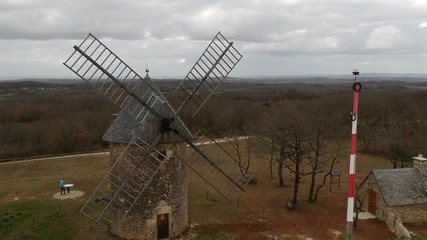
xmin=352 ymin=69 xmax=360 ymax=77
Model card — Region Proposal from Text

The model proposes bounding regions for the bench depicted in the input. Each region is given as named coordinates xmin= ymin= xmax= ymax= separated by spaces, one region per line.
xmin=64 ymin=184 xmax=74 ymax=193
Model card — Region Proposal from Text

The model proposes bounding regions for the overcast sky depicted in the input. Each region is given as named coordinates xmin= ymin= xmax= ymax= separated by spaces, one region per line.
xmin=1 ymin=0 xmax=427 ymax=79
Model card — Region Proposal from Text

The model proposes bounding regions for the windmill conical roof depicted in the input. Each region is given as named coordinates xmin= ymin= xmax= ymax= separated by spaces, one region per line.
xmin=102 ymin=72 xmax=192 ymax=144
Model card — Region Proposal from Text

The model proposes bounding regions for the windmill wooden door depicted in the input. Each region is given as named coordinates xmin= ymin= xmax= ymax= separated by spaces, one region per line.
xmin=157 ymin=213 xmax=169 ymax=239
xmin=368 ymin=190 xmax=377 ymax=214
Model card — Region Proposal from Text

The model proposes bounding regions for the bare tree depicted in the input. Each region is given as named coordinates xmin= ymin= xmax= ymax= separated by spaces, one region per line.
xmin=269 ymin=152 xmax=274 ymax=179
xmin=263 ymin=130 xmax=287 ymax=187
xmin=260 ymin=111 xmax=290 ymax=187
xmin=306 ymin=109 xmax=341 ymax=202
xmin=282 ymin=119 xmax=311 ymax=209
xmin=353 ymin=184 xmax=365 ymax=230
xmin=307 ymin=142 xmax=341 ymax=203
xmin=229 ymin=136 xmax=257 ymax=184
xmin=379 ymin=114 xmax=414 ymax=169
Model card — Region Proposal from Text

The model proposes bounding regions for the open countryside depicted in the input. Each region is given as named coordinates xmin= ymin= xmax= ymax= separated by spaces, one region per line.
xmin=0 ymin=79 xmax=426 ymax=239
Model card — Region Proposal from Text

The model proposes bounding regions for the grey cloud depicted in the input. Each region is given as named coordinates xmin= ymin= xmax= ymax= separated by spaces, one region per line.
xmin=1 ymin=0 xmax=427 ymax=78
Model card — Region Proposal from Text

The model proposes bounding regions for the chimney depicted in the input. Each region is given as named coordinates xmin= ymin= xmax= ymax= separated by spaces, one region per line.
xmin=413 ymin=154 xmax=427 ymax=177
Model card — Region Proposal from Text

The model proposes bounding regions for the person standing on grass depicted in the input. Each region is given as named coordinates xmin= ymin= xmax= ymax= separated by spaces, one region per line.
xmin=59 ymin=179 xmax=65 ymax=195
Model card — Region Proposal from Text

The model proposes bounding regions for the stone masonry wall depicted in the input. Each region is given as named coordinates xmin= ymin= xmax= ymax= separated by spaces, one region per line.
xmin=359 ymin=173 xmax=427 ymax=239
xmin=358 ymin=174 xmax=388 ymax=220
xmin=109 ymin=142 xmax=188 ymax=240
xmin=359 ymin=174 xmax=427 ymax=223
xmin=388 ymin=204 xmax=427 ymax=223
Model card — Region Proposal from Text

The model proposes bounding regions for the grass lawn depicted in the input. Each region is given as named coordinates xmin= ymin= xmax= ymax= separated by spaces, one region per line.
xmin=0 ymin=199 xmax=113 ymax=240
xmin=0 ymin=155 xmax=114 ymax=240
xmin=0 ymin=144 xmax=425 ymax=240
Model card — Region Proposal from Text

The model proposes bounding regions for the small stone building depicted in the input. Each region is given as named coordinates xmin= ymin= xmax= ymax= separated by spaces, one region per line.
xmin=358 ymin=154 xmax=427 ymax=238
xmin=102 ymin=70 xmax=190 ymax=240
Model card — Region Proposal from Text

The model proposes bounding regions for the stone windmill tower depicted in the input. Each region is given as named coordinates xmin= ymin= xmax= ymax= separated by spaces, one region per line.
xmin=63 ymin=32 xmax=253 ymax=240
xmin=102 ymin=69 xmax=189 ymax=239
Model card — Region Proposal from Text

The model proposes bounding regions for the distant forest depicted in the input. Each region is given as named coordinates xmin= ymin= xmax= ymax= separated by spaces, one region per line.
xmin=1 ymin=79 xmax=427 ymax=168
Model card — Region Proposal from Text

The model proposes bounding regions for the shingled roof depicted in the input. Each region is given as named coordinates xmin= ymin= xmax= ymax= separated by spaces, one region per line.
xmin=371 ymin=168 xmax=427 ymax=207
xmin=102 ymin=70 xmax=192 ymax=144
xmin=103 ymin=110 xmax=146 ymax=144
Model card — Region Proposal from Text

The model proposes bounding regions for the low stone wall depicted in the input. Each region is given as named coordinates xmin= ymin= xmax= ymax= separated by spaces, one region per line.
xmin=386 ymin=212 xmax=412 ymax=239
xmin=388 ymin=205 xmax=427 ymax=223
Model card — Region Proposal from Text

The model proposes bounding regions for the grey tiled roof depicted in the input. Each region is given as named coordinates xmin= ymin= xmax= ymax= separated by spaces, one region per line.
xmin=372 ymin=168 xmax=427 ymax=206
xmin=103 ymin=106 xmax=192 ymax=144
xmin=103 ymin=111 xmax=145 ymax=144
xmin=102 ymin=73 xmax=192 ymax=144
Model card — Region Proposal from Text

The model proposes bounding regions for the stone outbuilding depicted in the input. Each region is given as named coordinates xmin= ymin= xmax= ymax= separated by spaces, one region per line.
xmin=358 ymin=154 xmax=427 ymax=238
xmin=102 ymin=69 xmax=190 ymax=240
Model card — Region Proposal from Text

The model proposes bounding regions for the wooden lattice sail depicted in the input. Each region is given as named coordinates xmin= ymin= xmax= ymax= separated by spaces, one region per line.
xmin=63 ymin=32 xmax=252 ymax=239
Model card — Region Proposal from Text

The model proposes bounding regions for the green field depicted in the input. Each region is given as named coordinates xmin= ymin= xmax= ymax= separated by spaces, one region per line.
xmin=0 ymin=156 xmax=113 ymax=240
xmin=1 ymin=146 xmax=426 ymax=240
xmin=0 ymin=154 xmax=240 ymax=240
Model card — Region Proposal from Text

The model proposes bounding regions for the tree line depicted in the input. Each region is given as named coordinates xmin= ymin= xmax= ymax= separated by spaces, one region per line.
xmin=183 ymin=81 xmax=427 ymax=207
xmin=2 ymin=80 xmax=427 ymax=206
xmin=2 ymin=80 xmax=427 ymax=167
xmin=0 ymin=88 xmax=117 ymax=158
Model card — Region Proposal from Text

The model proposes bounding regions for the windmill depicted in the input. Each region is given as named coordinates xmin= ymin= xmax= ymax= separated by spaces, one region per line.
xmin=63 ymin=32 xmax=253 ymax=239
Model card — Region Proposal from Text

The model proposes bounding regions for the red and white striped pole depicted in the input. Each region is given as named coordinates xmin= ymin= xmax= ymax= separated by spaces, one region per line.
xmin=345 ymin=69 xmax=361 ymax=240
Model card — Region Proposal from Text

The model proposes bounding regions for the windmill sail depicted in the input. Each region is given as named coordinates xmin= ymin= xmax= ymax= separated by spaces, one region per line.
xmin=63 ymin=33 xmax=174 ymax=226
xmin=63 ymin=32 xmax=251 ymax=230
xmin=81 ymin=134 xmax=165 ymax=227
xmin=173 ymin=31 xmax=243 ymax=117
xmin=63 ymin=33 xmax=165 ymax=122
xmin=171 ymin=31 xmax=251 ymax=202
xmin=179 ymin=133 xmax=253 ymax=202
